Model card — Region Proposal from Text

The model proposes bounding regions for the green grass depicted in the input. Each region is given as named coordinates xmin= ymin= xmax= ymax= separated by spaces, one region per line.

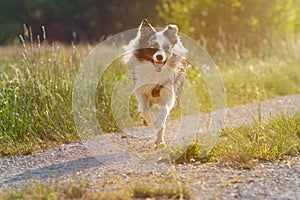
xmin=131 ymin=182 xmax=190 ymax=199
xmin=0 ymin=43 xmax=81 ymax=156
xmin=221 ymin=58 xmax=300 ymax=107
xmin=0 ymin=179 xmax=87 ymax=200
xmin=175 ymin=112 xmax=300 ymax=169
xmin=0 ymin=179 xmax=129 ymax=200
xmin=0 ymin=179 xmax=190 ymax=200
xmin=0 ymin=35 xmax=299 ymax=157
xmin=215 ymin=112 xmax=300 ymax=168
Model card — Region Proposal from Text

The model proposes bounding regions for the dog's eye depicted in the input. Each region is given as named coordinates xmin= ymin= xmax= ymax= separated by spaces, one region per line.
xmin=163 ymin=45 xmax=171 ymax=52
xmin=149 ymin=42 xmax=159 ymax=49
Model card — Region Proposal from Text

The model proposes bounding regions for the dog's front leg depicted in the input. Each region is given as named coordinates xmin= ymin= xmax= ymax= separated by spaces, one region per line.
xmin=135 ymin=92 xmax=152 ymax=125
xmin=154 ymin=88 xmax=175 ymax=147
xmin=156 ymin=128 xmax=166 ymax=147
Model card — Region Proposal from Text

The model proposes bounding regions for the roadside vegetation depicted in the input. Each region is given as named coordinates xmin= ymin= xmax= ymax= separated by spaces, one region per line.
xmin=0 ymin=178 xmax=190 ymax=200
xmin=175 ymin=112 xmax=300 ymax=169
xmin=1 ymin=34 xmax=299 ymax=199
xmin=0 ymin=32 xmax=299 ymax=157
xmin=1 ymin=0 xmax=300 ymax=158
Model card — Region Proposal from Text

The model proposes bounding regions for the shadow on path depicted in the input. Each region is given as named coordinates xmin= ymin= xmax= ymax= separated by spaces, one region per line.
xmin=0 ymin=156 xmax=102 ymax=187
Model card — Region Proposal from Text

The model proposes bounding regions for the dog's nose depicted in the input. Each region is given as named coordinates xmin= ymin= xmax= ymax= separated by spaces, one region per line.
xmin=156 ymin=54 xmax=163 ymax=61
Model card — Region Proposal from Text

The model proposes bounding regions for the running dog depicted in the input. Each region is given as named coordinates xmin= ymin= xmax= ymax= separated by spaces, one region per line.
xmin=123 ymin=19 xmax=187 ymax=147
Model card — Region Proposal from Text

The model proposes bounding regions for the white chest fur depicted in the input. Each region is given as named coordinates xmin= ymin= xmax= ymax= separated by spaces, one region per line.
xmin=132 ymin=63 xmax=176 ymax=93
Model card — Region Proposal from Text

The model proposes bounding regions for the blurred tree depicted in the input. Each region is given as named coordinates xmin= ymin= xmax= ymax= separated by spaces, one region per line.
xmin=2 ymin=0 xmax=299 ymax=48
xmin=0 ymin=0 xmax=161 ymax=44
xmin=0 ymin=0 xmax=27 ymax=44
xmin=157 ymin=0 xmax=300 ymax=53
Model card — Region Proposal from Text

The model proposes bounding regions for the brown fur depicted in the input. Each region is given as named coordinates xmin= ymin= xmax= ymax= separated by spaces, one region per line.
xmin=123 ymin=19 xmax=187 ymax=147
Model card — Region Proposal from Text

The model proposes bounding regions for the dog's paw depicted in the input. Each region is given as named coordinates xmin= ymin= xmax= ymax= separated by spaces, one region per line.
xmin=142 ymin=119 xmax=149 ymax=126
xmin=155 ymin=139 xmax=166 ymax=149
xmin=154 ymin=127 xmax=166 ymax=148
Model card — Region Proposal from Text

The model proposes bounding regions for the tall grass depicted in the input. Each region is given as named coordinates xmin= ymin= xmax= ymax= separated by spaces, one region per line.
xmin=221 ymin=58 xmax=300 ymax=107
xmin=0 ymin=31 xmax=299 ymax=157
xmin=175 ymin=112 xmax=300 ymax=168
xmin=215 ymin=112 xmax=300 ymax=168
xmin=0 ymin=38 xmax=83 ymax=156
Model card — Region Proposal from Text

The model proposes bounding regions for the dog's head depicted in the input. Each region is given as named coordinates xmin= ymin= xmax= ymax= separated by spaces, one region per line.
xmin=134 ymin=19 xmax=180 ymax=72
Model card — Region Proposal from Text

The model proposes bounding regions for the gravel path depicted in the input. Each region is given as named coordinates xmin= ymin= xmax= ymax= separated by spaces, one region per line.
xmin=0 ymin=94 xmax=299 ymax=199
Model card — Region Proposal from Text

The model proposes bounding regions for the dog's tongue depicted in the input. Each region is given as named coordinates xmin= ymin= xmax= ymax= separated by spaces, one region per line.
xmin=154 ymin=62 xmax=164 ymax=72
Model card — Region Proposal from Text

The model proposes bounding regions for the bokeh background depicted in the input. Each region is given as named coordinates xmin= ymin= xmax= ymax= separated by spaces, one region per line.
xmin=1 ymin=0 xmax=300 ymax=54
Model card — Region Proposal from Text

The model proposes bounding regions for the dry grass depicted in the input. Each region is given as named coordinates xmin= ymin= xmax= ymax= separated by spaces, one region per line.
xmin=0 ymin=178 xmax=190 ymax=200
xmin=0 ymin=32 xmax=299 ymax=159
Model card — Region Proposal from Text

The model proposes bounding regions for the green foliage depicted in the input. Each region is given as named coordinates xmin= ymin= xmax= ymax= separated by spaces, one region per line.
xmin=0 ymin=0 xmax=26 ymax=44
xmin=176 ymin=112 xmax=300 ymax=168
xmin=0 ymin=0 xmax=161 ymax=44
xmin=0 ymin=42 xmax=80 ymax=156
xmin=173 ymin=142 xmax=217 ymax=164
xmin=218 ymin=112 xmax=300 ymax=168
xmin=157 ymin=0 xmax=300 ymax=54
xmin=0 ymin=179 xmax=190 ymax=200
xmin=0 ymin=23 xmax=299 ymax=157
xmin=221 ymin=58 xmax=300 ymax=107
xmin=2 ymin=0 xmax=300 ymax=56
xmin=1 ymin=40 xmax=299 ymax=157
xmin=95 ymin=59 xmax=140 ymax=132
xmin=0 ymin=179 xmax=104 ymax=200
xmin=131 ymin=182 xmax=190 ymax=199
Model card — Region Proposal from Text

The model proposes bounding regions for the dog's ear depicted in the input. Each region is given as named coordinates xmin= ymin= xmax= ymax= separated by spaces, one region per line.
xmin=163 ymin=24 xmax=178 ymax=44
xmin=140 ymin=19 xmax=152 ymax=28
xmin=139 ymin=19 xmax=155 ymax=37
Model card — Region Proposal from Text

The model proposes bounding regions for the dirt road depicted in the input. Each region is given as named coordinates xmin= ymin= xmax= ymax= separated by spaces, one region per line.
xmin=0 ymin=94 xmax=299 ymax=199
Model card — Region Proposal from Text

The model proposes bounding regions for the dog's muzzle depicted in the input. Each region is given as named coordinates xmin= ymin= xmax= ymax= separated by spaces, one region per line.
xmin=153 ymin=60 xmax=166 ymax=72
xmin=153 ymin=52 xmax=167 ymax=72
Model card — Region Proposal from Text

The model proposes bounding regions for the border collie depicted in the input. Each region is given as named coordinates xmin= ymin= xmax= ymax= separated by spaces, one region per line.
xmin=123 ymin=19 xmax=187 ymax=147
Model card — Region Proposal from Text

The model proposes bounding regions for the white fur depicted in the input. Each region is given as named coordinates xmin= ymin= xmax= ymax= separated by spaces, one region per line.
xmin=123 ymin=20 xmax=187 ymax=147
xmin=132 ymin=63 xmax=176 ymax=93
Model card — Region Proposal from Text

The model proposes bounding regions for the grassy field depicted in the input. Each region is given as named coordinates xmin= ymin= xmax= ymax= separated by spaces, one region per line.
xmin=0 ymin=37 xmax=300 ymax=199
xmin=0 ymin=37 xmax=299 ymax=157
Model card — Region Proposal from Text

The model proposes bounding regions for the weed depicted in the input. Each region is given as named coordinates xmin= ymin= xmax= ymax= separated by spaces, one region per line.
xmin=175 ymin=112 xmax=300 ymax=168
xmin=131 ymin=182 xmax=191 ymax=199
xmin=214 ymin=112 xmax=300 ymax=168
xmin=0 ymin=179 xmax=132 ymax=200
xmin=0 ymin=181 xmax=66 ymax=200
xmin=0 ymin=40 xmax=81 ymax=156
xmin=174 ymin=143 xmax=216 ymax=164
xmin=0 ymin=179 xmax=191 ymax=200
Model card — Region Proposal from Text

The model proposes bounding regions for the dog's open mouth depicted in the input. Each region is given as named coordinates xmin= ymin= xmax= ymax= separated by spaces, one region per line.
xmin=153 ymin=61 xmax=166 ymax=72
